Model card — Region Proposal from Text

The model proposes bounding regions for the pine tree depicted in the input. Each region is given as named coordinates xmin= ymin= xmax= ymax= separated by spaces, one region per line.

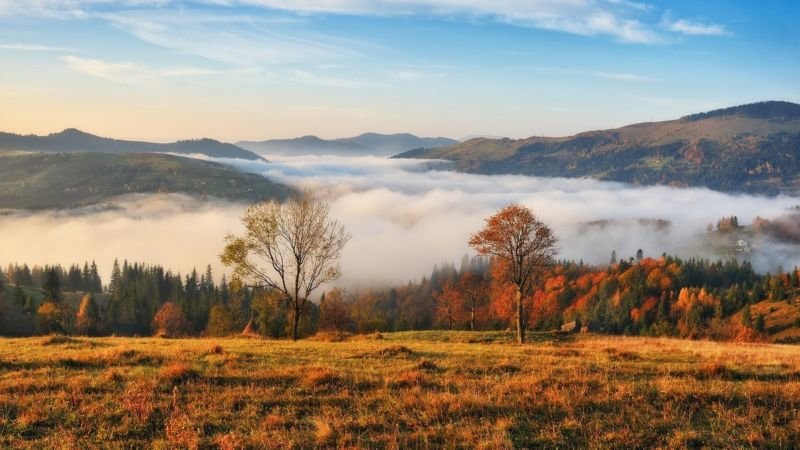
xmin=42 ymin=267 xmax=62 ymax=304
xmin=109 ymin=259 xmax=121 ymax=298
xmin=13 ymin=284 xmax=26 ymax=307
xmin=754 ymin=314 xmax=766 ymax=333
xmin=742 ymin=305 xmax=753 ymax=328
xmin=90 ymin=261 xmax=102 ymax=293
xmin=82 ymin=262 xmax=91 ymax=292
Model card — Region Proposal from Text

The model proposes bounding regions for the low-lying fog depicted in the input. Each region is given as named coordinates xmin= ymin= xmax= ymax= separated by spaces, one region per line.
xmin=2 ymin=154 xmax=799 ymax=286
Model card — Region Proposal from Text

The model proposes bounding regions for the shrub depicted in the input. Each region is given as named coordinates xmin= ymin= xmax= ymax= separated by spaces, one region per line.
xmin=35 ymin=302 xmax=64 ymax=335
xmin=207 ymin=344 xmax=224 ymax=355
xmin=152 ymin=302 xmax=191 ymax=337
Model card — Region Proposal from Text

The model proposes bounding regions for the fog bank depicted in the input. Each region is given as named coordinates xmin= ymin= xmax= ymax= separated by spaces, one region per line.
xmin=2 ymin=155 xmax=799 ymax=286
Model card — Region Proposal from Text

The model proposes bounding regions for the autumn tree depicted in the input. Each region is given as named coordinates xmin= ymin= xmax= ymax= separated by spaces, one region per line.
xmin=434 ymin=280 xmax=464 ymax=330
xmin=319 ymin=288 xmax=351 ymax=332
xmin=36 ymin=302 xmax=63 ymax=334
xmin=459 ymin=271 xmax=487 ymax=331
xmin=469 ymin=204 xmax=558 ymax=343
xmin=75 ymin=293 xmax=100 ymax=336
xmin=152 ymin=302 xmax=191 ymax=337
xmin=221 ymin=193 xmax=350 ymax=340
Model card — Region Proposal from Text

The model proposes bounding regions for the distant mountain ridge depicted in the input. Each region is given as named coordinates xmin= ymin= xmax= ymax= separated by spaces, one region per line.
xmin=238 ymin=132 xmax=458 ymax=157
xmin=394 ymin=101 xmax=800 ymax=196
xmin=0 ymin=128 xmax=264 ymax=160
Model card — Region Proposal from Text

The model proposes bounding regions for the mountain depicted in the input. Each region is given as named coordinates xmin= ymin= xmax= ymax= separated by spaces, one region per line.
xmin=394 ymin=101 xmax=800 ymax=195
xmin=0 ymin=152 xmax=293 ymax=209
xmin=238 ymin=132 xmax=458 ymax=157
xmin=0 ymin=128 xmax=263 ymax=160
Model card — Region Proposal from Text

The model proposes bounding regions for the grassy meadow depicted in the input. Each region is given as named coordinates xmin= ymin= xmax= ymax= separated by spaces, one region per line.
xmin=1 ymin=332 xmax=799 ymax=448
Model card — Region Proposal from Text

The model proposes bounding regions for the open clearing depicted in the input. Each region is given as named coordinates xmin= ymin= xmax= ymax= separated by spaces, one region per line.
xmin=1 ymin=332 xmax=799 ymax=448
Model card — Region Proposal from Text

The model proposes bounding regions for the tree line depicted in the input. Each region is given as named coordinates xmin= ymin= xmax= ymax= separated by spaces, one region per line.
xmin=1 ymin=198 xmax=797 ymax=341
xmin=1 ymin=253 xmax=796 ymax=341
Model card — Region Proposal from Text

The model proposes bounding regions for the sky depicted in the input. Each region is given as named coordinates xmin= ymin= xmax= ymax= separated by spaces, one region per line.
xmin=0 ymin=0 xmax=798 ymax=142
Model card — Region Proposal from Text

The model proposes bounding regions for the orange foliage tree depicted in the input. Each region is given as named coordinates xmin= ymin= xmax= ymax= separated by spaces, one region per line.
xmin=152 ymin=302 xmax=191 ymax=337
xmin=458 ymin=271 xmax=487 ymax=331
xmin=469 ymin=204 xmax=558 ymax=343
xmin=434 ymin=280 xmax=464 ymax=330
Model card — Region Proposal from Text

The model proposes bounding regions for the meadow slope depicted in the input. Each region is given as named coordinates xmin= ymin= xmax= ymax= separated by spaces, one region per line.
xmin=1 ymin=332 xmax=799 ymax=448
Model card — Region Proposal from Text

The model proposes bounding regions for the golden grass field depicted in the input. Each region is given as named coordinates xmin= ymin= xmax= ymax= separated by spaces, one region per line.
xmin=1 ymin=331 xmax=799 ymax=449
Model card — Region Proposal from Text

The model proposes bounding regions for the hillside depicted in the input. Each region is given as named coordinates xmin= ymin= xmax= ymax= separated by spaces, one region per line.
xmin=0 ymin=129 xmax=263 ymax=160
xmin=395 ymin=101 xmax=800 ymax=195
xmin=0 ymin=152 xmax=293 ymax=209
xmin=238 ymin=132 xmax=457 ymax=157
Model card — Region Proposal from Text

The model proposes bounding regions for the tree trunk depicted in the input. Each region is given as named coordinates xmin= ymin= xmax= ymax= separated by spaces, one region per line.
xmin=292 ymin=308 xmax=301 ymax=341
xmin=515 ymin=288 xmax=524 ymax=344
xmin=470 ymin=306 xmax=475 ymax=332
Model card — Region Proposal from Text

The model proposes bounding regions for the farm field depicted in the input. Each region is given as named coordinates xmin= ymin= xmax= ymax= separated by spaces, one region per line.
xmin=1 ymin=332 xmax=799 ymax=448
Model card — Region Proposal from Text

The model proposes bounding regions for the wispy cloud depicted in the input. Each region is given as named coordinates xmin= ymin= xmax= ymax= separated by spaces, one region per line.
xmin=0 ymin=43 xmax=76 ymax=52
xmin=291 ymin=70 xmax=379 ymax=88
xmin=666 ymin=19 xmax=729 ymax=36
xmin=100 ymin=9 xmax=364 ymax=66
xmin=604 ymin=0 xmax=653 ymax=12
xmin=661 ymin=12 xmax=730 ymax=37
xmin=0 ymin=0 xmax=662 ymax=44
xmin=60 ymin=55 xmax=257 ymax=83
xmin=60 ymin=55 xmax=153 ymax=82
xmin=592 ymin=71 xmax=656 ymax=82
xmin=536 ymin=66 xmax=656 ymax=83
xmin=0 ymin=1 xmax=732 ymax=46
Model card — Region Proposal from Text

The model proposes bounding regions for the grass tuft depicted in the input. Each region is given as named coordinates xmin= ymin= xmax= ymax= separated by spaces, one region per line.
xmin=373 ymin=345 xmax=415 ymax=358
xmin=40 ymin=335 xmax=78 ymax=346
xmin=207 ymin=343 xmax=225 ymax=355
xmin=303 ymin=366 xmax=341 ymax=388
xmin=160 ymin=362 xmax=200 ymax=385
xmin=309 ymin=331 xmax=352 ymax=342
xmin=312 ymin=417 xmax=337 ymax=446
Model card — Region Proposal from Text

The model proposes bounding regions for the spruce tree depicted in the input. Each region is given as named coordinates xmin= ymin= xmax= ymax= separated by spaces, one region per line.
xmin=42 ymin=267 xmax=62 ymax=304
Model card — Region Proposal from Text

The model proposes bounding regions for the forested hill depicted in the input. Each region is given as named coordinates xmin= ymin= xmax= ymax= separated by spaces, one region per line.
xmin=394 ymin=101 xmax=800 ymax=195
xmin=0 ymin=152 xmax=293 ymax=209
xmin=0 ymin=128 xmax=263 ymax=160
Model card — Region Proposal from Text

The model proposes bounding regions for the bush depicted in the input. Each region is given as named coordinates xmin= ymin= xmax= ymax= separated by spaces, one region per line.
xmin=152 ymin=302 xmax=191 ymax=337
xmin=35 ymin=302 xmax=64 ymax=334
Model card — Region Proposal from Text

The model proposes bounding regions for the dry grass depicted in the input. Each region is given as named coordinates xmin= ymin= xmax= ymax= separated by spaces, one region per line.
xmin=159 ymin=362 xmax=200 ymax=385
xmin=207 ymin=343 xmax=225 ymax=355
xmin=0 ymin=332 xmax=799 ymax=448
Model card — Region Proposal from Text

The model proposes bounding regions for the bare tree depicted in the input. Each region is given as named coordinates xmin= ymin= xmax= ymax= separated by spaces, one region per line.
xmin=221 ymin=193 xmax=350 ymax=340
xmin=469 ymin=204 xmax=558 ymax=343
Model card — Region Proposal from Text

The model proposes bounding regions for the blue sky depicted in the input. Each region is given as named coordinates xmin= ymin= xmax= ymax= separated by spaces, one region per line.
xmin=0 ymin=0 xmax=798 ymax=141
